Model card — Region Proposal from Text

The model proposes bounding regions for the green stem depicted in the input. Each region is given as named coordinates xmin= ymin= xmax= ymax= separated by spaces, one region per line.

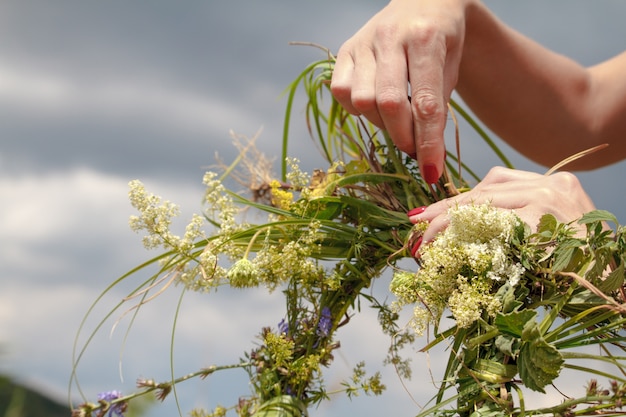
xmin=528 ymin=394 xmax=626 ymax=416
xmin=76 ymin=363 xmax=252 ymax=415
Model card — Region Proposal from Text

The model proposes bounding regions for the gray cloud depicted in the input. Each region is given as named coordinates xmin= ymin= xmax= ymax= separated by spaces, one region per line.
xmin=1 ymin=2 xmax=625 ymax=416
xmin=0 ymin=1 xmax=380 ymax=181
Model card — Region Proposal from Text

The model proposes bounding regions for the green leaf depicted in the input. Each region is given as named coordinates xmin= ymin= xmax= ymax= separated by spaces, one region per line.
xmin=344 ymin=159 xmax=369 ymax=174
xmin=597 ymin=261 xmax=624 ymax=293
xmin=305 ymin=197 xmax=343 ymax=220
xmin=518 ymin=320 xmax=564 ymax=393
xmin=578 ymin=209 xmax=619 ymax=228
xmin=494 ymin=282 xmax=522 ymax=314
xmin=252 ymin=395 xmax=308 ymax=417
xmin=471 ymin=358 xmax=518 ymax=384
xmin=551 ymin=239 xmax=584 ymax=272
xmin=495 ymin=334 xmax=519 ymax=358
xmin=537 ymin=213 xmax=557 ymax=236
xmin=495 ymin=310 xmax=537 ymax=338
xmin=339 ymin=195 xmax=409 ymax=228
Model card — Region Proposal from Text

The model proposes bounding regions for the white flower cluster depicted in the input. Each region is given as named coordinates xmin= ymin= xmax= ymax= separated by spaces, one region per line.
xmin=203 ymin=171 xmax=240 ymax=235
xmin=127 ymin=166 xmax=327 ymax=294
xmin=128 ymin=174 xmax=248 ymax=293
xmin=285 ymin=157 xmax=311 ymax=190
xmin=239 ymin=220 xmax=324 ymax=291
xmin=128 ymin=180 xmax=205 ymax=254
xmin=391 ymin=203 xmax=525 ymax=333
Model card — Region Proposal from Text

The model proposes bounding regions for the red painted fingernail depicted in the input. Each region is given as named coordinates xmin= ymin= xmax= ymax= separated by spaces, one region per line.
xmin=407 ymin=206 xmax=427 ymax=217
xmin=408 ymin=152 xmax=417 ymax=160
xmin=423 ymin=163 xmax=439 ymax=184
xmin=410 ymin=236 xmax=423 ymax=257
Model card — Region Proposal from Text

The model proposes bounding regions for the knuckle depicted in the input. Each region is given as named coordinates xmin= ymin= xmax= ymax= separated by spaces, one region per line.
xmin=351 ymin=91 xmax=377 ymax=113
xmin=412 ymin=90 xmax=444 ymax=120
xmin=405 ymin=18 xmax=439 ymax=43
xmin=376 ymin=89 xmax=407 ymax=114
xmin=484 ymin=166 xmax=509 ymax=180
xmin=374 ymin=22 xmax=402 ymax=44
xmin=551 ymin=171 xmax=581 ymax=190
xmin=330 ymin=80 xmax=350 ymax=102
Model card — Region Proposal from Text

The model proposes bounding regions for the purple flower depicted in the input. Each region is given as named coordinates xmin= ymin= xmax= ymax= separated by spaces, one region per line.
xmin=316 ymin=307 xmax=332 ymax=338
xmin=278 ymin=318 xmax=289 ymax=335
xmin=97 ymin=390 xmax=126 ymax=417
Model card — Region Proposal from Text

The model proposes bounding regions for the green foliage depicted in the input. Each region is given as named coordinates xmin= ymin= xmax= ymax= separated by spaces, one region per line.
xmin=71 ymin=48 xmax=626 ymax=417
xmin=0 ymin=375 xmax=71 ymax=417
xmin=413 ymin=208 xmax=626 ymax=416
xmin=251 ymin=395 xmax=307 ymax=417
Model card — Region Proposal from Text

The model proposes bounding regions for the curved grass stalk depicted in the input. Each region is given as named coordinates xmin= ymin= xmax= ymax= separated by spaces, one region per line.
xmin=170 ymin=289 xmax=186 ymax=417
xmin=76 ymin=363 xmax=252 ymax=417
xmin=281 ymin=59 xmax=331 ymax=179
xmin=545 ymin=143 xmax=610 ymax=175
xmin=69 ymin=252 xmax=173 ymax=402
xmin=548 ymin=309 xmax=625 ymax=348
xmin=449 ymin=98 xmax=514 ymax=169
xmin=564 ymin=363 xmax=626 ymax=385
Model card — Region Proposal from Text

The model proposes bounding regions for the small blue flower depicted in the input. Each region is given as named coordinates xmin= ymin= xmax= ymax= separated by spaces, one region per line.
xmin=97 ymin=390 xmax=126 ymax=417
xmin=278 ymin=318 xmax=289 ymax=335
xmin=316 ymin=307 xmax=332 ymax=338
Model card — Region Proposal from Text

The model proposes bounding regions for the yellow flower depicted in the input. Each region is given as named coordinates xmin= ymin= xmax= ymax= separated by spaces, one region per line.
xmin=269 ymin=179 xmax=294 ymax=210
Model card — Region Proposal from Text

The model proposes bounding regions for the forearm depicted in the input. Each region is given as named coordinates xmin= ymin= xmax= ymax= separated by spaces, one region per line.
xmin=457 ymin=2 xmax=626 ymax=169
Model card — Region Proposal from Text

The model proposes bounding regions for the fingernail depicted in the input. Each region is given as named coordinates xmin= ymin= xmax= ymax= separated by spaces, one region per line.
xmin=410 ymin=236 xmax=423 ymax=257
xmin=408 ymin=152 xmax=417 ymax=160
xmin=423 ymin=163 xmax=439 ymax=184
xmin=407 ymin=206 xmax=427 ymax=217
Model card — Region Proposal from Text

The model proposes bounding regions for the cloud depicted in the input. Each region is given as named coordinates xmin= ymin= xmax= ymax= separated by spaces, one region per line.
xmin=2 ymin=2 xmax=626 ymax=417
xmin=0 ymin=64 xmax=261 ymax=135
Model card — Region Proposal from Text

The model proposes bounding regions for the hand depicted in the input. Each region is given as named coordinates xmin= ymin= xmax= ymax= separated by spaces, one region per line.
xmin=331 ymin=0 xmax=472 ymax=183
xmin=408 ymin=167 xmax=597 ymax=244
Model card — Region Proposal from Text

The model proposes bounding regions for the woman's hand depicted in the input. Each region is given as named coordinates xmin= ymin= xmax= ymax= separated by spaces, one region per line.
xmin=408 ymin=167 xmax=597 ymax=245
xmin=331 ymin=0 xmax=473 ymax=184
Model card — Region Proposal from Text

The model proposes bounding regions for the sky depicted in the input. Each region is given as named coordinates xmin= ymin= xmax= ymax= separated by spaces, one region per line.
xmin=1 ymin=1 xmax=626 ymax=416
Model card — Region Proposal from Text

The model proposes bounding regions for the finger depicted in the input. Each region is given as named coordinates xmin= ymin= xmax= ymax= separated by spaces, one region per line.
xmin=331 ymin=47 xmax=360 ymax=115
xmin=421 ymin=211 xmax=450 ymax=244
xmin=373 ymin=36 xmax=414 ymax=155
xmin=407 ymin=36 xmax=448 ymax=184
xmin=420 ymin=204 xmax=543 ymax=246
xmin=349 ymin=46 xmax=385 ymax=128
xmin=409 ymin=197 xmax=453 ymax=224
xmin=476 ymin=166 xmax=543 ymax=187
xmin=446 ymin=184 xmax=534 ymax=211
xmin=409 ymin=178 xmax=535 ymax=224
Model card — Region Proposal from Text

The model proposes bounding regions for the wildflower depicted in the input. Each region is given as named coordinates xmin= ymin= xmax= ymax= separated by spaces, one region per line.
xmin=203 ymin=171 xmax=239 ymax=234
xmin=316 ymin=307 xmax=332 ymax=338
xmin=448 ymin=275 xmax=502 ymax=329
xmin=180 ymin=213 xmax=205 ymax=252
xmin=269 ymin=179 xmax=294 ymax=210
xmin=97 ymin=390 xmax=126 ymax=417
xmin=263 ymin=331 xmax=294 ymax=368
xmin=128 ymin=180 xmax=180 ymax=250
xmin=285 ymin=157 xmax=310 ymax=189
xmin=251 ymin=222 xmax=324 ymax=290
xmin=307 ymin=162 xmax=344 ymax=199
xmin=278 ymin=318 xmax=289 ymax=336
xmin=391 ymin=203 xmax=526 ymax=330
xmin=227 ymin=258 xmax=259 ymax=288
xmin=128 ymin=181 xmax=206 ymax=256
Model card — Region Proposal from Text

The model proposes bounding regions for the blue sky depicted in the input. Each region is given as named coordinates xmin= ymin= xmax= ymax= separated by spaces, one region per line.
xmin=1 ymin=1 xmax=625 ymax=416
